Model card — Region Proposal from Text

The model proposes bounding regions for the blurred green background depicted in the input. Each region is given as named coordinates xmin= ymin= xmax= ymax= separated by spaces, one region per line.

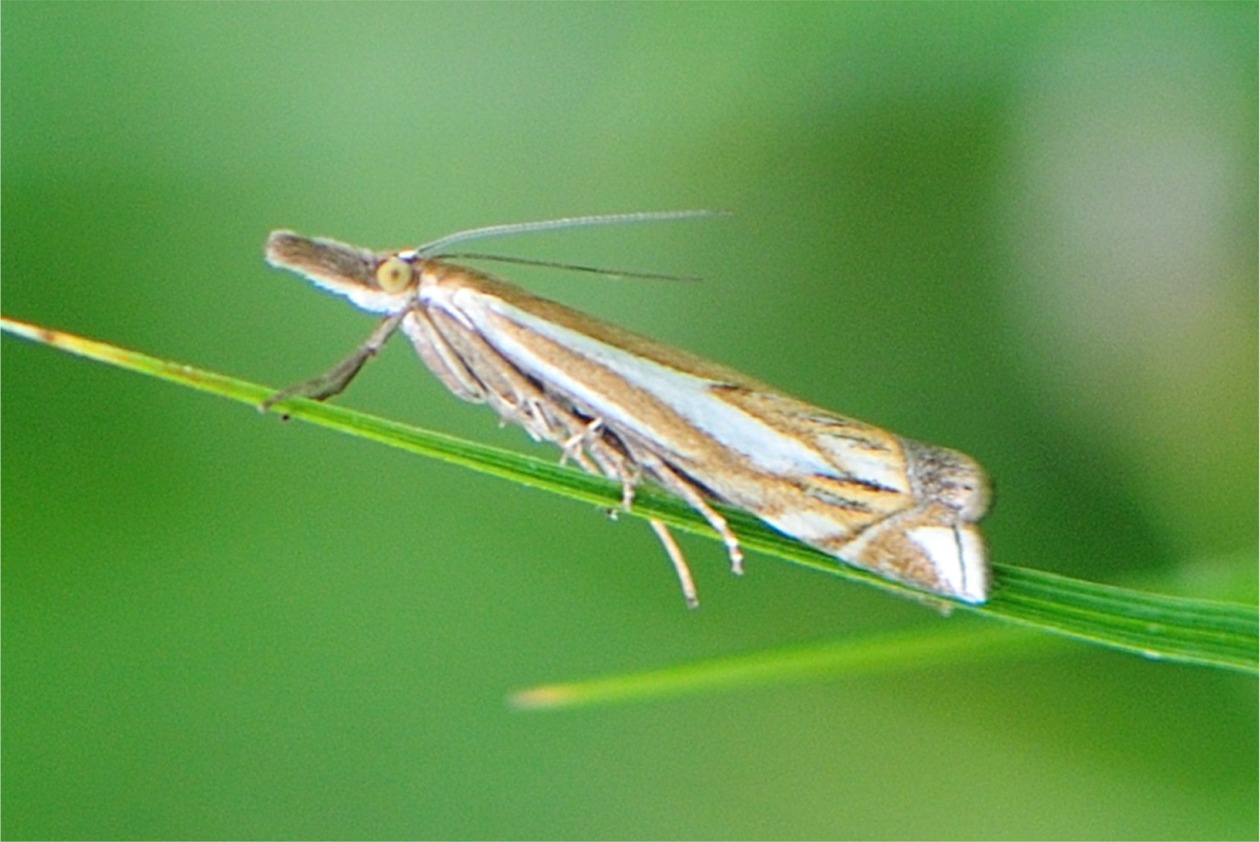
xmin=3 ymin=3 xmax=1255 ymax=839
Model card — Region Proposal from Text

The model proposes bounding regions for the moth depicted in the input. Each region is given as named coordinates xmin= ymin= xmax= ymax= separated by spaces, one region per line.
xmin=263 ymin=212 xmax=991 ymax=606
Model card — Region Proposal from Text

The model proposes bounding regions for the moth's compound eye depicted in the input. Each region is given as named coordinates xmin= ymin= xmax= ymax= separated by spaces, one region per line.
xmin=375 ymin=256 xmax=413 ymax=292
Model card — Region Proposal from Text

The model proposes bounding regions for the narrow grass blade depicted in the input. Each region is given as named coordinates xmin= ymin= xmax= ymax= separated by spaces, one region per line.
xmin=4 ymin=317 xmax=1256 ymax=676
xmin=511 ymin=623 xmax=1055 ymax=709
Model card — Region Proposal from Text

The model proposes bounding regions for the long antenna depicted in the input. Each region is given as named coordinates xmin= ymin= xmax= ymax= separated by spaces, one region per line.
xmin=440 ymin=252 xmax=704 ymax=282
xmin=412 ymin=209 xmax=728 ymax=257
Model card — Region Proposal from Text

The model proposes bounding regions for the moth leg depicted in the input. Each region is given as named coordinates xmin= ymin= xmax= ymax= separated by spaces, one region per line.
xmin=584 ymin=436 xmax=641 ymax=512
xmin=631 ymin=449 xmax=745 ymax=576
xmin=559 ymin=418 xmax=605 ymax=475
xmin=560 ymin=418 xmax=604 ymax=465
xmin=426 ymin=322 xmax=598 ymax=475
xmin=400 ymin=310 xmax=487 ymax=403
xmin=262 ymin=311 xmax=406 ymax=410
xmin=559 ymin=419 xmax=641 ymax=512
xmin=421 ymin=311 xmax=616 ymax=486
xmin=649 ymin=519 xmax=699 ymax=608
xmin=616 ymin=461 xmax=640 ymax=510
xmin=425 ymin=309 xmax=565 ymax=441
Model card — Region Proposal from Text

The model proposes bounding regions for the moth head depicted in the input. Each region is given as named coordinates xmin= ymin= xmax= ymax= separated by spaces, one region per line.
xmin=266 ymin=231 xmax=415 ymax=314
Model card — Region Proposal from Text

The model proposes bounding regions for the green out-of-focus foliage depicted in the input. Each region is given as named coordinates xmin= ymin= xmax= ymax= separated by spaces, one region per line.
xmin=3 ymin=3 xmax=1255 ymax=839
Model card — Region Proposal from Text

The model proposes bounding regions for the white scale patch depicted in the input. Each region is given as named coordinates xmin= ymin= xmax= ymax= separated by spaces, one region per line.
xmin=454 ymin=294 xmax=849 ymax=481
xmin=907 ymin=525 xmax=986 ymax=604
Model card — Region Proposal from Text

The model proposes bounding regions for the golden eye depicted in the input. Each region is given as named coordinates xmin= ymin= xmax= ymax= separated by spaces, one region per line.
xmin=375 ymin=256 xmax=413 ymax=293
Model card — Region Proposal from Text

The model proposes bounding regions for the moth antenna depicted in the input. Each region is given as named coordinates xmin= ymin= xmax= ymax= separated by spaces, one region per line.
xmin=413 ymin=209 xmax=728 ymax=257
xmin=441 ymin=252 xmax=703 ymax=283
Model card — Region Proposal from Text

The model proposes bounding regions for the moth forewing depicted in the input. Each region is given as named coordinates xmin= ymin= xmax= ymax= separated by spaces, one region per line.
xmin=439 ymin=292 xmax=990 ymax=601
xmin=264 ymin=224 xmax=993 ymax=606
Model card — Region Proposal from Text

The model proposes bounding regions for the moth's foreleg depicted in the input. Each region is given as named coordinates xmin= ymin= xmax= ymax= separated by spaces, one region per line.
xmin=262 ymin=311 xmax=406 ymax=410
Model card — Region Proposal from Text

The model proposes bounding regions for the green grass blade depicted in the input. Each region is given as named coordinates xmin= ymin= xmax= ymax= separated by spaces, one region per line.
xmin=511 ymin=623 xmax=1055 ymax=709
xmin=4 ymin=316 xmax=1256 ymax=677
